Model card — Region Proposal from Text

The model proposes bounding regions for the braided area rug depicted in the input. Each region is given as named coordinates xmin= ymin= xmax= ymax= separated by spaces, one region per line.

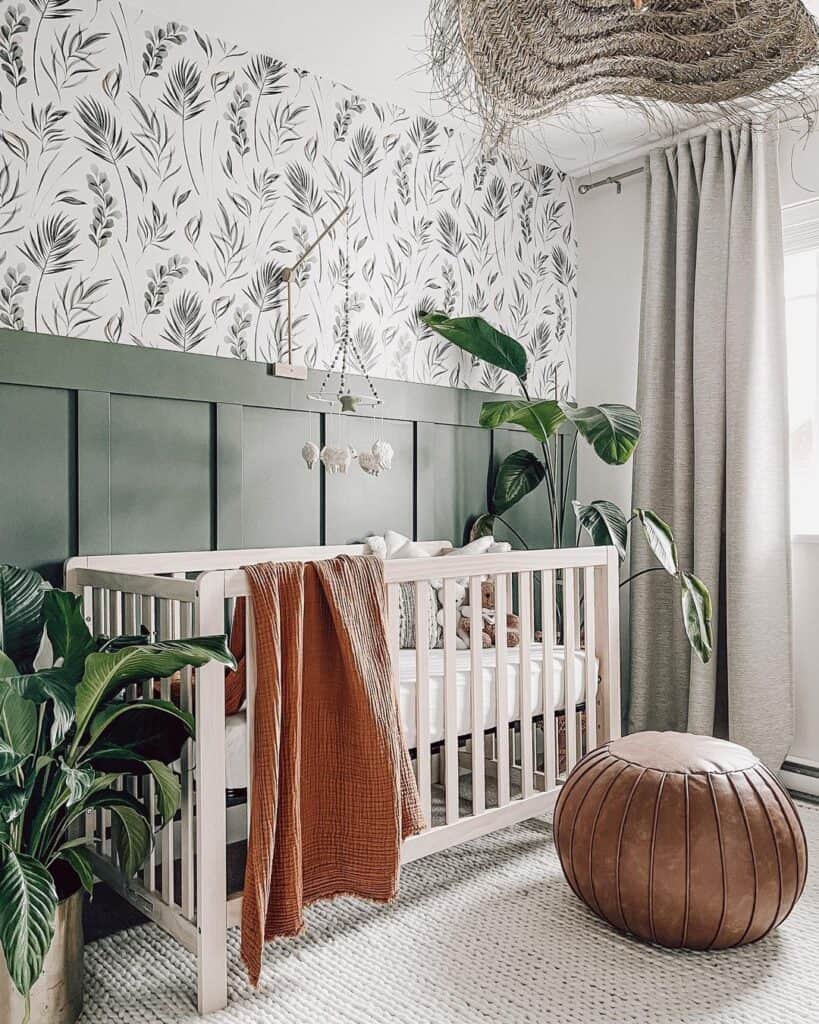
xmin=82 ymin=803 xmax=818 ymax=1023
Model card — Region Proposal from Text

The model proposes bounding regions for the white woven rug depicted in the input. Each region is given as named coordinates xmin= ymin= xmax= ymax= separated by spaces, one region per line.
xmin=82 ymin=804 xmax=819 ymax=1024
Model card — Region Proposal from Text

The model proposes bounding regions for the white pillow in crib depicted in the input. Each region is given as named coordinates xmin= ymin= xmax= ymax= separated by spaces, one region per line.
xmin=367 ymin=531 xmax=433 ymax=560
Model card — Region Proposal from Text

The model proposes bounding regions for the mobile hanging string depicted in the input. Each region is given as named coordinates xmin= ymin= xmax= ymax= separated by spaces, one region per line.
xmin=302 ymin=210 xmax=392 ymax=476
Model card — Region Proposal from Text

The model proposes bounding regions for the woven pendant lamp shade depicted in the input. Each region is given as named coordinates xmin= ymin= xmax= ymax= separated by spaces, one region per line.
xmin=553 ymin=732 xmax=808 ymax=950
xmin=428 ymin=0 xmax=819 ymax=145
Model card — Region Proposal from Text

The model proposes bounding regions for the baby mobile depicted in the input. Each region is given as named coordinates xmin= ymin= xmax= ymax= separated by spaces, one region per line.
xmin=299 ymin=209 xmax=393 ymax=478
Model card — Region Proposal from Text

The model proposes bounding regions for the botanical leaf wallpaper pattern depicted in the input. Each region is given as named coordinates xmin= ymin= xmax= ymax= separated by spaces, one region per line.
xmin=0 ymin=0 xmax=576 ymax=395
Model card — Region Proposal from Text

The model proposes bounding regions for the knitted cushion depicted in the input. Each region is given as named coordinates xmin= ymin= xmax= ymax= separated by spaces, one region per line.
xmin=554 ymin=731 xmax=808 ymax=949
xmin=398 ymin=582 xmax=441 ymax=650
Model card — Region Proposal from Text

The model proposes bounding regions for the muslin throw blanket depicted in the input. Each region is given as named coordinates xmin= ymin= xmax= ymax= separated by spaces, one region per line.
xmin=235 ymin=555 xmax=425 ymax=986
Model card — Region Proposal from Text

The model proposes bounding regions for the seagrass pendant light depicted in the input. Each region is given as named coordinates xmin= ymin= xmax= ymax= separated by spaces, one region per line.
xmin=427 ymin=0 xmax=819 ymax=147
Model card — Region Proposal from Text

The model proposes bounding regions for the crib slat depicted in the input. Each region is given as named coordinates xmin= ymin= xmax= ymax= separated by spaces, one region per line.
xmin=519 ymin=571 xmax=534 ymax=799
xmin=583 ymin=566 xmax=597 ymax=755
xmin=442 ymin=578 xmax=458 ymax=824
xmin=563 ymin=569 xmax=578 ymax=775
xmin=494 ymin=573 xmax=510 ymax=807
xmin=180 ymin=601 xmax=195 ymax=919
xmin=141 ymin=593 xmax=157 ymax=892
xmin=108 ymin=588 xmax=122 ymax=637
xmin=93 ymin=590 xmax=111 ymax=859
xmin=245 ymin=598 xmax=257 ymax=839
xmin=159 ymin=598 xmax=175 ymax=906
xmin=540 ymin=570 xmax=557 ymax=791
xmin=468 ymin=576 xmax=485 ymax=817
xmin=414 ymin=580 xmax=432 ymax=824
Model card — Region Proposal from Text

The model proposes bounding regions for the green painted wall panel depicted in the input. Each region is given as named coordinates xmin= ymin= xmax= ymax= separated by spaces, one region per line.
xmin=493 ymin=428 xmax=577 ymax=549
xmin=0 ymin=331 xmax=576 ymax=579
xmin=109 ymin=394 xmax=213 ymax=554
xmin=324 ymin=416 xmax=413 ymax=544
xmin=416 ymin=423 xmax=491 ymax=545
xmin=241 ymin=406 xmax=320 ymax=548
xmin=0 ymin=383 xmax=75 ymax=583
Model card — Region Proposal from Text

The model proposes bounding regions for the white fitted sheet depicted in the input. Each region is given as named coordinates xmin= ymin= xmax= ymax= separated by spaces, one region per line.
xmin=224 ymin=643 xmax=597 ymax=791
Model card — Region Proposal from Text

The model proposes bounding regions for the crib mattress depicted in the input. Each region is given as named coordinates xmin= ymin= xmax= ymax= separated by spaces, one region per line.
xmin=224 ymin=644 xmax=596 ymax=791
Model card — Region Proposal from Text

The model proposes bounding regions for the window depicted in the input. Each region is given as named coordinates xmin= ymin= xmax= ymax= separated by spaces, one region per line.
xmin=785 ymin=245 xmax=819 ymax=535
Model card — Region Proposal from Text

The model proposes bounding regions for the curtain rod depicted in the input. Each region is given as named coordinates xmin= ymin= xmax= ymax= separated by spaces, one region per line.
xmin=576 ymin=103 xmax=816 ymax=187
xmin=577 ymin=166 xmax=644 ymax=195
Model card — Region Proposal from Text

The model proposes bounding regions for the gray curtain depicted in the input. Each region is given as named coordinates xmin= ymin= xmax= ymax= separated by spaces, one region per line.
xmin=628 ymin=125 xmax=793 ymax=769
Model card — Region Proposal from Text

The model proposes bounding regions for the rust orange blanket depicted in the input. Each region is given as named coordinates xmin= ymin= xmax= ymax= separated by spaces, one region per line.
xmin=234 ymin=555 xmax=424 ymax=986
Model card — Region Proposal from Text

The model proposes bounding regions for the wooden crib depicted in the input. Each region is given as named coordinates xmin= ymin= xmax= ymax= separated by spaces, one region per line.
xmin=64 ymin=542 xmax=621 ymax=1014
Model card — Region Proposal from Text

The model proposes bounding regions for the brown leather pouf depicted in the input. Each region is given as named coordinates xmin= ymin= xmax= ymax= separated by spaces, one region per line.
xmin=553 ymin=731 xmax=808 ymax=949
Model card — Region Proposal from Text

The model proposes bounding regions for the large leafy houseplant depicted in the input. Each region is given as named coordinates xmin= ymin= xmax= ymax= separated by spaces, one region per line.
xmin=422 ymin=312 xmax=713 ymax=663
xmin=0 ymin=564 xmax=235 ymax=1021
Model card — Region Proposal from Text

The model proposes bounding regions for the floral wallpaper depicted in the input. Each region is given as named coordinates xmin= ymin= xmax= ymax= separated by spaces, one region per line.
xmin=0 ymin=0 xmax=576 ymax=395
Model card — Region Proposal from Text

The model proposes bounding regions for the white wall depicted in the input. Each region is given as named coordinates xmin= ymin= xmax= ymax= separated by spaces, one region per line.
xmin=575 ymin=161 xmax=644 ymax=512
xmin=575 ymin=127 xmax=819 ymax=771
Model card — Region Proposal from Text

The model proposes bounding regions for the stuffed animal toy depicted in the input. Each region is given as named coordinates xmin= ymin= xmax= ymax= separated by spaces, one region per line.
xmin=458 ymin=579 xmax=521 ymax=648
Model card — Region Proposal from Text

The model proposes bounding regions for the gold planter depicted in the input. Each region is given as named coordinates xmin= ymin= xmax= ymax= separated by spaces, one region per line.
xmin=0 ymin=890 xmax=84 ymax=1024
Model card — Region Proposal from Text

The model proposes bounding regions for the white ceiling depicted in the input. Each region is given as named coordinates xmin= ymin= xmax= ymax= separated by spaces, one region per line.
xmin=141 ymin=0 xmax=817 ymax=177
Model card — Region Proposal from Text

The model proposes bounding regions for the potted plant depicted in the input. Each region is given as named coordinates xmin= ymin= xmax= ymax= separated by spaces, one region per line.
xmin=421 ymin=312 xmax=713 ymax=662
xmin=0 ymin=564 xmax=235 ymax=1024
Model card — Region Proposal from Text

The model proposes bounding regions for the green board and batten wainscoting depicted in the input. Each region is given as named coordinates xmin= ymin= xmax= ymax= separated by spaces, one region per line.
xmin=0 ymin=330 xmax=570 ymax=584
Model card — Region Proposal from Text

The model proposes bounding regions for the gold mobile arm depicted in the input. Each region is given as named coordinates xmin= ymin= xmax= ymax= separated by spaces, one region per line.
xmin=272 ymin=204 xmax=350 ymax=380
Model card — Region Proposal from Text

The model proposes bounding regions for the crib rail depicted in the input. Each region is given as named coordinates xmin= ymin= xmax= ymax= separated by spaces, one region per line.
xmin=383 ymin=546 xmax=619 ymax=859
xmin=65 ymin=542 xmax=620 ymax=1015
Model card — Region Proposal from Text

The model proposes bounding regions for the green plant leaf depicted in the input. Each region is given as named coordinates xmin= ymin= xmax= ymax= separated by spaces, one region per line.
xmin=42 ymin=590 xmax=94 ymax=680
xmin=3 ymin=667 xmax=76 ymax=747
xmin=492 ymin=450 xmax=545 ymax=514
xmin=0 ymin=739 xmax=25 ymax=777
xmin=0 ymin=782 xmax=28 ymax=823
xmin=635 ymin=508 xmax=679 ymax=575
xmin=74 ymin=636 xmax=235 ymax=737
xmin=82 ymin=790 xmax=152 ymax=876
xmin=84 ymin=700 xmax=193 ymax=770
xmin=55 ymin=847 xmax=94 ymax=896
xmin=111 ymin=804 xmax=152 ymax=876
xmin=145 ymin=760 xmax=181 ymax=826
xmin=421 ymin=313 xmax=528 ymax=379
xmin=680 ymin=571 xmax=713 ymax=664
xmin=468 ymin=513 xmax=496 ymax=542
xmin=480 ymin=399 xmax=565 ymax=442
xmin=0 ymin=653 xmax=36 ymax=757
xmin=59 ymin=763 xmax=96 ymax=807
xmin=0 ymin=566 xmax=45 ymax=674
xmin=0 ymin=844 xmax=57 ymax=998
xmin=561 ymin=402 xmax=641 ymax=465
xmin=573 ymin=500 xmax=629 ymax=560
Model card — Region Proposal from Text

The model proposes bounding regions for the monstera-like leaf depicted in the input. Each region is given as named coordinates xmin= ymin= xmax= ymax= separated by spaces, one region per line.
xmin=0 ymin=566 xmax=45 ymax=674
xmin=422 ymin=313 xmax=528 ymax=379
xmin=479 ymin=399 xmax=565 ymax=442
xmin=0 ymin=845 xmax=57 ymax=998
xmin=561 ymin=402 xmax=641 ymax=465
xmin=573 ymin=500 xmax=629 ymax=560
xmin=492 ymin=450 xmax=545 ymax=514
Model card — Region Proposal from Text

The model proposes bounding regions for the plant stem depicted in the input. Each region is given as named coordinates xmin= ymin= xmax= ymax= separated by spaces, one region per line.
xmin=519 ymin=377 xmax=560 ymax=545
xmin=492 ymin=514 xmax=530 ymax=549
xmin=619 ymin=565 xmax=666 ymax=589
xmin=559 ymin=432 xmax=578 ymax=542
